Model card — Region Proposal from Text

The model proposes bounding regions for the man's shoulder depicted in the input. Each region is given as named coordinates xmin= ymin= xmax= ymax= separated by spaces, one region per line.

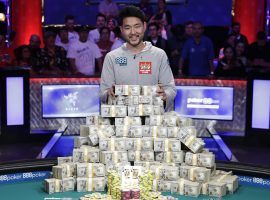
xmin=149 ymin=44 xmax=166 ymax=55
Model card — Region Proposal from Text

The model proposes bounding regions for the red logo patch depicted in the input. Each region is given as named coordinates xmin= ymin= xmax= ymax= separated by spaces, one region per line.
xmin=139 ymin=62 xmax=152 ymax=74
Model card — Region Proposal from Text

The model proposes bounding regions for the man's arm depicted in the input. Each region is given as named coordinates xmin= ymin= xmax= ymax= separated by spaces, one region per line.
xmin=69 ymin=58 xmax=78 ymax=74
xmin=158 ymin=51 xmax=176 ymax=111
xmin=100 ymin=53 xmax=116 ymax=103
xmin=96 ymin=57 xmax=103 ymax=73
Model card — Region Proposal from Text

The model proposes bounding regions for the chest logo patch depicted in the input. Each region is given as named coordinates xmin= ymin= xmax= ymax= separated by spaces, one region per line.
xmin=115 ymin=57 xmax=127 ymax=66
xmin=139 ymin=62 xmax=152 ymax=74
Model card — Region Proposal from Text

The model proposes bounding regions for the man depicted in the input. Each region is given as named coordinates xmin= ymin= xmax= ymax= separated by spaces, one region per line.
xmin=55 ymin=27 xmax=70 ymax=51
xmin=56 ymin=15 xmax=79 ymax=43
xmin=98 ymin=0 xmax=119 ymax=19
xmin=88 ymin=13 xmax=115 ymax=43
xmin=231 ymin=22 xmax=248 ymax=45
xmin=147 ymin=22 xmax=169 ymax=55
xmin=184 ymin=21 xmax=193 ymax=39
xmin=248 ymin=31 xmax=270 ymax=69
xmin=100 ymin=6 xmax=176 ymax=111
xmin=68 ymin=26 xmax=102 ymax=75
xmin=179 ymin=22 xmax=215 ymax=77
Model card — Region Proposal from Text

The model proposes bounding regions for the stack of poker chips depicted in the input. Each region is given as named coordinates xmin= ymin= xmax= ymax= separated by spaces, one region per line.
xmin=139 ymin=170 xmax=154 ymax=200
xmin=107 ymin=170 xmax=121 ymax=200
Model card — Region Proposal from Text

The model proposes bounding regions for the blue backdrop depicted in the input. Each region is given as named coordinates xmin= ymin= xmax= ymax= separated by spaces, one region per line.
xmin=44 ymin=0 xmax=232 ymax=26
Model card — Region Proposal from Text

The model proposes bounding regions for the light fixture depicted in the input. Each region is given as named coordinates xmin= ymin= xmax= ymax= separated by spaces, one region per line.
xmin=0 ymin=13 xmax=5 ymax=22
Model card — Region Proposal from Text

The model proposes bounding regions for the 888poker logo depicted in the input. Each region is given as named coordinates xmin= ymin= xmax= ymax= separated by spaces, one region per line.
xmin=115 ymin=57 xmax=127 ymax=66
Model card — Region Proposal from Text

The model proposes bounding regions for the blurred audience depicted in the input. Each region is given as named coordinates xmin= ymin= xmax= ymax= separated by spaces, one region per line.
xmin=56 ymin=15 xmax=79 ymax=43
xmin=0 ymin=34 xmax=13 ymax=67
xmin=13 ymin=45 xmax=32 ymax=67
xmin=68 ymin=26 xmax=102 ymax=75
xmin=138 ymin=0 xmax=153 ymax=22
xmin=34 ymin=31 xmax=69 ymax=74
xmin=183 ymin=21 xmax=193 ymax=40
xmin=215 ymin=45 xmax=245 ymax=77
xmin=55 ymin=27 xmax=70 ymax=51
xmin=149 ymin=0 xmax=172 ymax=40
xmin=97 ymin=27 xmax=113 ymax=69
xmin=179 ymin=22 xmax=215 ymax=77
xmin=107 ymin=18 xmax=117 ymax=32
xmin=111 ymin=26 xmax=125 ymax=51
xmin=248 ymin=31 xmax=270 ymax=69
xmin=235 ymin=41 xmax=248 ymax=67
xmin=231 ymin=22 xmax=248 ymax=45
xmin=88 ymin=13 xmax=115 ymax=43
xmin=98 ymin=0 xmax=119 ymax=19
xmin=218 ymin=34 xmax=236 ymax=59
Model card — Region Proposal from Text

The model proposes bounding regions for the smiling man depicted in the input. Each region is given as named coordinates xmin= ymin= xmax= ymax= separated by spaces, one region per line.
xmin=100 ymin=6 xmax=176 ymax=111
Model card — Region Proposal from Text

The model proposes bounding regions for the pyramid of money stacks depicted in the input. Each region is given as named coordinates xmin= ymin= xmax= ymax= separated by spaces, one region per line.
xmin=44 ymin=85 xmax=239 ymax=199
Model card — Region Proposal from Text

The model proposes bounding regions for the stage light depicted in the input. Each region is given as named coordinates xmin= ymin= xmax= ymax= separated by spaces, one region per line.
xmin=0 ymin=13 xmax=5 ymax=22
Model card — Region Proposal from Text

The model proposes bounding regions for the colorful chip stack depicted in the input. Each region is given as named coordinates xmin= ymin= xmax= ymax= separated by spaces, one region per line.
xmin=121 ymin=188 xmax=131 ymax=200
xmin=107 ymin=170 xmax=121 ymax=200
xmin=139 ymin=170 xmax=154 ymax=200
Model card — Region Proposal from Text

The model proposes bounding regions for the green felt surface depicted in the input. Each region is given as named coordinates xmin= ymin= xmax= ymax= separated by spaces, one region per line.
xmin=0 ymin=180 xmax=270 ymax=200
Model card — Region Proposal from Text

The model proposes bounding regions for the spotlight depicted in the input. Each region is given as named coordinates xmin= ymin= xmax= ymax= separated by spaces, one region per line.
xmin=0 ymin=13 xmax=5 ymax=22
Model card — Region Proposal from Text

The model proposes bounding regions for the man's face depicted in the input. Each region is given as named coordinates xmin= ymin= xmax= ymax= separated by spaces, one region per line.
xmin=96 ymin=16 xmax=106 ymax=29
xmin=192 ymin=23 xmax=203 ymax=38
xmin=100 ymin=29 xmax=110 ymax=41
xmin=232 ymin=25 xmax=240 ymax=35
xmin=148 ymin=25 xmax=159 ymax=39
xmin=185 ymin=24 xmax=193 ymax=36
xmin=45 ymin=36 xmax=56 ymax=47
xmin=59 ymin=30 xmax=68 ymax=41
xmin=121 ymin=17 xmax=146 ymax=47
xmin=79 ymin=31 xmax=89 ymax=42
xmin=66 ymin=19 xmax=75 ymax=31
xmin=107 ymin=20 xmax=116 ymax=31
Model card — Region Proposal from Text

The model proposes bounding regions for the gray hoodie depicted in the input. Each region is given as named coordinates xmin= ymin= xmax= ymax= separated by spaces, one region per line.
xmin=100 ymin=41 xmax=176 ymax=111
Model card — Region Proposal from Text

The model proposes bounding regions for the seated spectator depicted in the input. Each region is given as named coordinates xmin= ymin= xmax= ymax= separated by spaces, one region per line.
xmin=0 ymin=34 xmax=13 ymax=67
xmin=218 ymin=34 xmax=236 ymax=59
xmin=56 ymin=15 xmax=79 ymax=43
xmin=13 ymin=45 xmax=31 ymax=67
xmin=149 ymin=0 xmax=172 ymax=40
xmin=107 ymin=18 xmax=117 ymax=32
xmin=34 ymin=31 xmax=69 ymax=74
xmin=231 ymin=22 xmax=248 ymax=45
xmin=215 ymin=45 xmax=245 ymax=77
xmin=98 ymin=0 xmax=119 ymax=19
xmin=248 ymin=31 xmax=270 ymax=69
xmin=55 ymin=27 xmax=70 ymax=51
xmin=235 ymin=41 xmax=248 ymax=67
xmin=146 ymin=22 xmax=169 ymax=54
xmin=28 ymin=34 xmax=42 ymax=73
xmin=138 ymin=0 xmax=153 ymax=22
xmin=68 ymin=26 xmax=102 ymax=76
xmin=111 ymin=26 xmax=125 ymax=51
xmin=88 ymin=13 xmax=115 ymax=43
xmin=29 ymin=34 xmax=41 ymax=50
xmin=97 ymin=27 xmax=113 ymax=71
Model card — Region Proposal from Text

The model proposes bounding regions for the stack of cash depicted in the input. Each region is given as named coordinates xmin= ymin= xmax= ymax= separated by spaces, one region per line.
xmin=185 ymin=151 xmax=215 ymax=168
xmin=57 ymin=156 xmax=73 ymax=165
xmin=100 ymin=151 xmax=128 ymax=164
xmin=73 ymin=146 xmax=100 ymax=163
xmin=52 ymin=163 xmax=76 ymax=179
xmin=101 ymin=105 xmax=127 ymax=118
xmin=155 ymin=151 xmax=185 ymax=163
xmin=179 ymin=164 xmax=211 ymax=183
xmin=77 ymin=177 xmax=106 ymax=192
xmin=80 ymin=193 xmax=112 ymax=200
xmin=44 ymin=177 xmax=75 ymax=194
xmin=76 ymin=163 xmax=105 ymax=178
xmin=150 ymin=165 xmax=179 ymax=181
xmin=154 ymin=138 xmax=181 ymax=152
xmin=178 ymin=178 xmax=202 ymax=197
xmin=86 ymin=115 xmax=111 ymax=126
xmin=127 ymin=150 xmax=155 ymax=162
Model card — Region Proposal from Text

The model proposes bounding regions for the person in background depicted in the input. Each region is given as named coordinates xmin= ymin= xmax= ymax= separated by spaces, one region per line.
xmin=56 ymin=15 xmax=79 ymax=43
xmin=55 ymin=27 xmax=70 ymax=51
xmin=218 ymin=34 xmax=236 ymax=59
xmin=138 ymin=0 xmax=153 ymax=22
xmin=34 ymin=31 xmax=69 ymax=75
xmin=215 ymin=45 xmax=245 ymax=77
xmin=248 ymin=31 xmax=270 ymax=70
xmin=184 ymin=21 xmax=193 ymax=39
xmin=97 ymin=27 xmax=113 ymax=71
xmin=107 ymin=17 xmax=117 ymax=32
xmin=235 ymin=41 xmax=248 ymax=67
xmin=0 ymin=33 xmax=13 ymax=67
xmin=231 ymin=22 xmax=248 ymax=45
xmin=149 ymin=0 xmax=172 ymax=40
xmin=13 ymin=45 xmax=32 ymax=67
xmin=28 ymin=34 xmax=42 ymax=73
xmin=88 ymin=13 xmax=115 ymax=43
xmin=146 ymin=22 xmax=169 ymax=55
xmin=98 ymin=0 xmax=119 ymax=19
xmin=100 ymin=6 xmax=176 ymax=111
xmin=179 ymin=22 xmax=215 ymax=77
xmin=68 ymin=26 xmax=102 ymax=76
xmin=29 ymin=34 xmax=41 ymax=50
xmin=111 ymin=26 xmax=125 ymax=51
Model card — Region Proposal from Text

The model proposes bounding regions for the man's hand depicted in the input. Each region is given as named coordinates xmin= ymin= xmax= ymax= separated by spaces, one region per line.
xmin=107 ymin=85 xmax=115 ymax=97
xmin=156 ymin=85 xmax=167 ymax=101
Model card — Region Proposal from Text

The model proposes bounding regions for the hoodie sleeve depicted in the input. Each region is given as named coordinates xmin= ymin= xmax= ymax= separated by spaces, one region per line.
xmin=100 ymin=53 xmax=115 ymax=103
xmin=158 ymin=51 xmax=176 ymax=111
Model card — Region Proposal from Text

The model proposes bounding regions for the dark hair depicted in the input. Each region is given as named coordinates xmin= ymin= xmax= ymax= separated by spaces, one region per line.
xmin=96 ymin=13 xmax=106 ymax=21
xmin=232 ymin=22 xmax=240 ymax=27
xmin=78 ymin=25 xmax=89 ymax=33
xmin=118 ymin=6 xmax=145 ymax=26
xmin=113 ymin=26 xmax=121 ymax=38
xmin=99 ymin=26 xmax=110 ymax=34
xmin=148 ymin=22 xmax=160 ymax=30
xmin=65 ymin=15 xmax=75 ymax=22
xmin=58 ymin=27 xmax=68 ymax=34
xmin=184 ymin=21 xmax=193 ymax=27
xmin=193 ymin=21 xmax=204 ymax=28
xmin=43 ymin=31 xmax=56 ymax=40
xmin=235 ymin=41 xmax=247 ymax=56
xmin=223 ymin=45 xmax=236 ymax=57
xmin=256 ymin=31 xmax=266 ymax=40
xmin=14 ymin=45 xmax=31 ymax=61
